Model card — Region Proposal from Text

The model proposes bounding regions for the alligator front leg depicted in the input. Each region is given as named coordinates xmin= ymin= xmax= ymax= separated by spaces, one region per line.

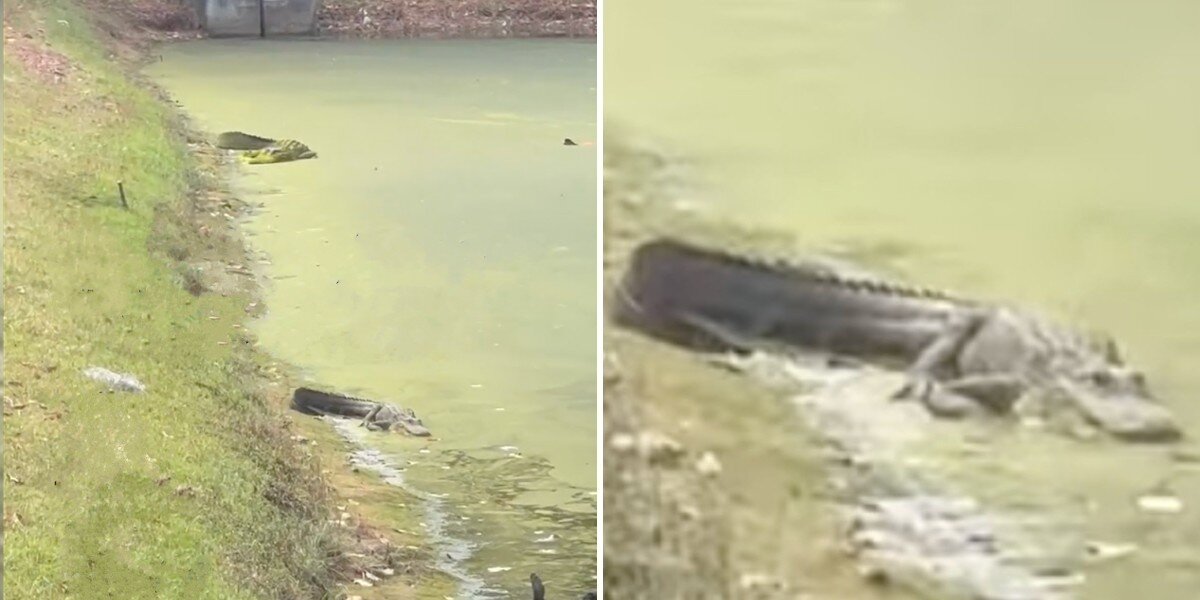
xmin=893 ymin=309 xmax=992 ymax=402
xmin=360 ymin=404 xmax=382 ymax=430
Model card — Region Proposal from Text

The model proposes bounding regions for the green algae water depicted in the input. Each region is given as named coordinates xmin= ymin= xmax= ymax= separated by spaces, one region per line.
xmin=608 ymin=0 xmax=1200 ymax=597
xmin=150 ymin=38 xmax=596 ymax=597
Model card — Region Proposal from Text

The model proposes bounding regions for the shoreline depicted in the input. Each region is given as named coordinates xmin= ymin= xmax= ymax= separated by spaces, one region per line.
xmin=153 ymin=38 xmax=464 ymax=600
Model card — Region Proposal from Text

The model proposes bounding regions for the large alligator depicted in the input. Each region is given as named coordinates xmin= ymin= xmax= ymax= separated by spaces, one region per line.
xmin=291 ymin=387 xmax=430 ymax=436
xmin=215 ymin=131 xmax=317 ymax=165
xmin=614 ymin=238 xmax=1181 ymax=442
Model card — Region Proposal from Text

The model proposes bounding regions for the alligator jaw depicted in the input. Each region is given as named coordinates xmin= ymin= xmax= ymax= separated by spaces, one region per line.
xmin=1057 ymin=379 xmax=1182 ymax=442
xmin=401 ymin=421 xmax=432 ymax=437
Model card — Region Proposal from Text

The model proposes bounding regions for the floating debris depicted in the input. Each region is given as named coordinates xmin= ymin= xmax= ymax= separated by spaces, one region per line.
xmin=1085 ymin=541 xmax=1138 ymax=563
xmin=1137 ymin=494 xmax=1184 ymax=514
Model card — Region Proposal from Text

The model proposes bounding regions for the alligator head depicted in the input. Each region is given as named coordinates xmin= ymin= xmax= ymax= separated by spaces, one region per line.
xmin=396 ymin=408 xmax=431 ymax=437
xmin=1054 ymin=350 xmax=1179 ymax=442
xmin=240 ymin=140 xmax=317 ymax=164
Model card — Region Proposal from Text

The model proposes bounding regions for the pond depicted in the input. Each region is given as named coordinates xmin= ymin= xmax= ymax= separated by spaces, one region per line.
xmin=607 ymin=0 xmax=1200 ymax=597
xmin=151 ymin=38 xmax=597 ymax=597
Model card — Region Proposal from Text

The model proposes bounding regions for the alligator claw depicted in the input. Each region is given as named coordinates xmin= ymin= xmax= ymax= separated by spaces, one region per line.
xmin=892 ymin=375 xmax=935 ymax=401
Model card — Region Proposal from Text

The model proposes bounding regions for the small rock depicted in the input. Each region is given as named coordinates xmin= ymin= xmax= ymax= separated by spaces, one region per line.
xmin=738 ymin=573 xmax=783 ymax=591
xmin=608 ymin=432 xmax=636 ymax=452
xmin=695 ymin=451 xmax=722 ymax=477
xmin=353 ymin=579 xmax=373 ymax=587
xmin=637 ymin=430 xmax=684 ymax=464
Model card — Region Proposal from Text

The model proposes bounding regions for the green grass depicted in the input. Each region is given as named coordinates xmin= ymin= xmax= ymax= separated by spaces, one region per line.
xmin=3 ymin=2 xmax=344 ymax=598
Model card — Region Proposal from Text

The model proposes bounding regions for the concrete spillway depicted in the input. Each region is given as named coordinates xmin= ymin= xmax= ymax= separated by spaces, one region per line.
xmin=198 ymin=0 xmax=318 ymax=37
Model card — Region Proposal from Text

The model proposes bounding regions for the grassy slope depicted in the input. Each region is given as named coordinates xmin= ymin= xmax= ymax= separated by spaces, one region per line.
xmin=3 ymin=2 xmax=343 ymax=598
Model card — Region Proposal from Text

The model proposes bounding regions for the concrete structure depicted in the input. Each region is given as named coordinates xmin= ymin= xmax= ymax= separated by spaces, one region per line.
xmin=199 ymin=0 xmax=319 ymax=37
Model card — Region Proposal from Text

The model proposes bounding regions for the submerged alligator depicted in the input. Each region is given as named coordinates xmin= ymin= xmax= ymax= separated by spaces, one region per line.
xmin=215 ymin=131 xmax=317 ymax=165
xmin=291 ymin=387 xmax=431 ymax=436
xmin=614 ymin=238 xmax=1181 ymax=442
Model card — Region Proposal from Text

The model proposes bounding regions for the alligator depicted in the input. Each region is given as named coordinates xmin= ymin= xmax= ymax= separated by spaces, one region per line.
xmin=290 ymin=387 xmax=430 ymax=436
xmin=614 ymin=238 xmax=1182 ymax=442
xmin=215 ymin=131 xmax=317 ymax=164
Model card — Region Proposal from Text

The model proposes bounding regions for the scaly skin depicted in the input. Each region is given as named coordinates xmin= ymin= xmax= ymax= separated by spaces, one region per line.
xmin=291 ymin=387 xmax=430 ymax=436
xmin=240 ymin=139 xmax=317 ymax=164
xmin=615 ymin=238 xmax=1181 ymax=442
xmin=215 ymin=131 xmax=276 ymax=150
xmin=214 ymin=131 xmax=317 ymax=164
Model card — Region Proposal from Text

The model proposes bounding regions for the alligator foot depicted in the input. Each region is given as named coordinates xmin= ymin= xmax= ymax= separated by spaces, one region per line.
xmin=891 ymin=374 xmax=935 ymax=402
xmin=944 ymin=374 xmax=1025 ymax=413
xmin=893 ymin=375 xmax=981 ymax=419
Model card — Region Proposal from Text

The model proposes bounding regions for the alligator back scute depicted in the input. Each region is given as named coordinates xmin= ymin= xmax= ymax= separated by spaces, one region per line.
xmin=291 ymin=387 xmax=376 ymax=417
xmin=215 ymin=131 xmax=276 ymax=150
xmin=615 ymin=238 xmax=967 ymax=351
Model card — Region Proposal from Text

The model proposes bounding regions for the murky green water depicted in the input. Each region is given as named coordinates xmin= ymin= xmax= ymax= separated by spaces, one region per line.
xmin=609 ymin=0 xmax=1200 ymax=597
xmin=150 ymin=38 xmax=596 ymax=596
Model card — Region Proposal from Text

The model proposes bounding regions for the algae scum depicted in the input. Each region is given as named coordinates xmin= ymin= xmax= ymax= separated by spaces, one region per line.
xmin=149 ymin=38 xmax=597 ymax=597
xmin=607 ymin=0 xmax=1200 ymax=598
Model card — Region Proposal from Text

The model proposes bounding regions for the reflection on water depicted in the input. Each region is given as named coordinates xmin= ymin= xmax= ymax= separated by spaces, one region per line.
xmin=150 ymin=38 xmax=596 ymax=596
xmin=608 ymin=0 xmax=1200 ymax=598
